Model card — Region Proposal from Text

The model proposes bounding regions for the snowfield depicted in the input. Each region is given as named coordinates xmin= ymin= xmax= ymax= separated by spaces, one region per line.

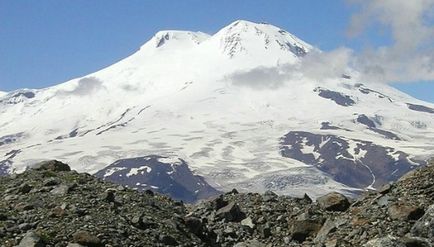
xmin=1 ymin=20 xmax=434 ymax=198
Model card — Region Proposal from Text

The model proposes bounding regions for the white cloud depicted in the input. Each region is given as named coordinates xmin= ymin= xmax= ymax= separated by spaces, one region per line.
xmin=348 ymin=0 xmax=434 ymax=83
xmin=58 ymin=77 xmax=105 ymax=96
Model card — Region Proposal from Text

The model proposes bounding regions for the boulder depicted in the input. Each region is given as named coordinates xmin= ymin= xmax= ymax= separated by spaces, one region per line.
xmin=33 ymin=160 xmax=71 ymax=172
xmin=234 ymin=240 xmax=265 ymax=247
xmin=290 ymin=219 xmax=323 ymax=242
xmin=388 ymin=203 xmax=424 ymax=221
xmin=317 ymin=192 xmax=350 ymax=212
xmin=401 ymin=237 xmax=432 ymax=247
xmin=240 ymin=217 xmax=255 ymax=229
xmin=411 ymin=204 xmax=434 ymax=239
xmin=17 ymin=231 xmax=45 ymax=247
xmin=364 ymin=235 xmax=405 ymax=247
xmin=72 ymin=230 xmax=102 ymax=247
xmin=50 ymin=185 xmax=71 ymax=196
xmin=184 ymin=216 xmax=203 ymax=235
xmin=216 ymin=202 xmax=245 ymax=222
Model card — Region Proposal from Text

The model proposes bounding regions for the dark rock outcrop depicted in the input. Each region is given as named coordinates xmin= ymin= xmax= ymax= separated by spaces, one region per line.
xmin=94 ymin=155 xmax=220 ymax=203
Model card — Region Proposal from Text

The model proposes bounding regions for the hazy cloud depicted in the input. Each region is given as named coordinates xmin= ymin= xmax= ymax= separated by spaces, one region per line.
xmin=228 ymin=48 xmax=353 ymax=89
xmin=228 ymin=66 xmax=288 ymax=89
xmin=59 ymin=77 xmax=104 ymax=96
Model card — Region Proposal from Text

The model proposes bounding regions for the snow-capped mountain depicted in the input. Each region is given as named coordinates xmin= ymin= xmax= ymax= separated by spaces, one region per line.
xmin=1 ymin=20 xmax=434 ymax=201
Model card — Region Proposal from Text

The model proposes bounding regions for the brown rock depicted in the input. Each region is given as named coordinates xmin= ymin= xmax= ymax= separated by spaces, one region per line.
xmin=317 ymin=192 xmax=350 ymax=212
xmin=388 ymin=203 xmax=424 ymax=221
xmin=72 ymin=231 xmax=102 ymax=247
xmin=290 ymin=219 xmax=323 ymax=242
xmin=34 ymin=160 xmax=71 ymax=172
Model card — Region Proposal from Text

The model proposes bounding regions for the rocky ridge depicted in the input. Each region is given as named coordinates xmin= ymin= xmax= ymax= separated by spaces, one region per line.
xmin=1 ymin=159 xmax=433 ymax=246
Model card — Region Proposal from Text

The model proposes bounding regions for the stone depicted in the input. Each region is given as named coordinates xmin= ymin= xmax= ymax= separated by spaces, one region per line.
xmin=216 ymin=202 xmax=245 ymax=222
xmin=378 ymin=183 xmax=392 ymax=194
xmin=72 ymin=230 xmax=103 ymax=247
xmin=240 ymin=217 xmax=255 ymax=229
xmin=290 ymin=219 xmax=323 ymax=242
xmin=212 ymin=195 xmax=228 ymax=210
xmin=159 ymin=235 xmax=178 ymax=246
xmin=234 ymin=240 xmax=266 ymax=247
xmin=17 ymin=231 xmax=45 ymax=247
xmin=376 ymin=195 xmax=391 ymax=207
xmin=184 ymin=216 xmax=203 ymax=235
xmin=43 ymin=178 xmax=59 ymax=186
xmin=144 ymin=189 xmax=154 ymax=196
xmin=388 ymin=203 xmax=425 ymax=221
xmin=101 ymin=190 xmax=115 ymax=203
xmin=364 ymin=235 xmax=405 ymax=247
xmin=317 ymin=192 xmax=350 ymax=212
xmin=314 ymin=218 xmax=337 ymax=244
xmin=229 ymin=188 xmax=239 ymax=194
xmin=130 ymin=214 xmax=156 ymax=230
xmin=50 ymin=185 xmax=70 ymax=196
xmin=18 ymin=183 xmax=33 ymax=194
xmin=303 ymin=193 xmax=313 ymax=203
xmin=66 ymin=244 xmax=85 ymax=247
xmin=34 ymin=160 xmax=71 ymax=172
xmin=401 ymin=237 xmax=432 ymax=247
xmin=411 ymin=204 xmax=434 ymax=239
xmin=18 ymin=223 xmax=32 ymax=231
xmin=263 ymin=190 xmax=278 ymax=202
xmin=260 ymin=226 xmax=271 ymax=238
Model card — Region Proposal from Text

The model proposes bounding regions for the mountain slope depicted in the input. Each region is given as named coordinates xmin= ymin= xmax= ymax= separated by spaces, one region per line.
xmin=1 ymin=160 xmax=434 ymax=246
xmin=1 ymin=20 xmax=434 ymax=200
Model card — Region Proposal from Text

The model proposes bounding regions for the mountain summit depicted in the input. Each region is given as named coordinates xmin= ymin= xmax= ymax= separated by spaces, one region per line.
xmin=0 ymin=20 xmax=434 ymax=201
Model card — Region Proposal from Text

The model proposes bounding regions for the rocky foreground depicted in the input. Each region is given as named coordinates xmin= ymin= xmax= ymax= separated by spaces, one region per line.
xmin=0 ymin=160 xmax=433 ymax=247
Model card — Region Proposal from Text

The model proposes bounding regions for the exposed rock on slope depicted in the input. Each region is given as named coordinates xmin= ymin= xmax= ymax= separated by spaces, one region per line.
xmin=1 ymin=159 xmax=433 ymax=246
xmin=94 ymin=155 xmax=220 ymax=203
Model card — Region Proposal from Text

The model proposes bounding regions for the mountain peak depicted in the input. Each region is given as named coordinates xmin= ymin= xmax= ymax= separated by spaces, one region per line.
xmin=213 ymin=20 xmax=312 ymax=59
xmin=145 ymin=30 xmax=210 ymax=49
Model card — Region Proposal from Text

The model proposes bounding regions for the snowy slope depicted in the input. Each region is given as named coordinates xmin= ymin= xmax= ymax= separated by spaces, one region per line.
xmin=1 ymin=20 xmax=434 ymax=199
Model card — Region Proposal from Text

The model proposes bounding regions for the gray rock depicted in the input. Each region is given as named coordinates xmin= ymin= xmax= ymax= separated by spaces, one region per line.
xmin=43 ymin=178 xmax=59 ymax=186
xmin=290 ymin=219 xmax=323 ymax=242
xmin=184 ymin=216 xmax=203 ymax=235
xmin=364 ymin=235 xmax=405 ymax=247
xmin=378 ymin=183 xmax=392 ymax=194
xmin=234 ymin=239 xmax=265 ymax=247
xmin=159 ymin=235 xmax=178 ymax=246
xmin=216 ymin=202 xmax=245 ymax=222
xmin=401 ymin=237 xmax=432 ymax=247
xmin=18 ymin=183 xmax=33 ymax=194
xmin=314 ymin=218 xmax=337 ymax=244
xmin=317 ymin=192 xmax=350 ymax=211
xmin=101 ymin=189 xmax=115 ymax=203
xmin=411 ymin=204 xmax=434 ymax=239
xmin=240 ymin=217 xmax=255 ymax=229
xmin=18 ymin=223 xmax=32 ymax=231
xmin=263 ymin=190 xmax=278 ymax=202
xmin=50 ymin=185 xmax=70 ymax=195
xmin=17 ymin=231 xmax=44 ymax=247
xmin=66 ymin=244 xmax=85 ymax=247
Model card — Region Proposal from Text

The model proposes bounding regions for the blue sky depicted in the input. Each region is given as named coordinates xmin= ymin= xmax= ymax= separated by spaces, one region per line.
xmin=0 ymin=0 xmax=433 ymax=102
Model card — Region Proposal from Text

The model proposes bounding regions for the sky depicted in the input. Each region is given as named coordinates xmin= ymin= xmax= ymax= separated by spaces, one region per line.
xmin=0 ymin=0 xmax=433 ymax=102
